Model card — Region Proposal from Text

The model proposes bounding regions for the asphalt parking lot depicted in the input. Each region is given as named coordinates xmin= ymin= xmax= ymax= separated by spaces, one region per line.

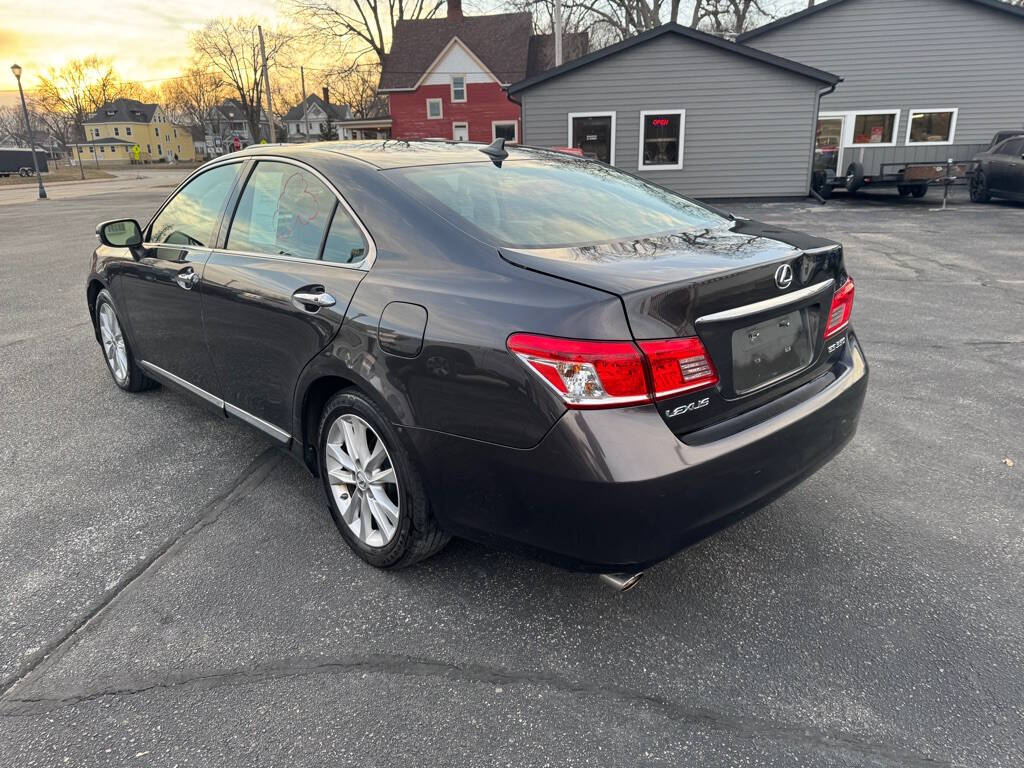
xmin=0 ymin=175 xmax=1021 ymax=767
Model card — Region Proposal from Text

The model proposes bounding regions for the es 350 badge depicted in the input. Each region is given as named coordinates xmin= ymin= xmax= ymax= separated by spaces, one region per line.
xmin=665 ymin=396 xmax=710 ymax=419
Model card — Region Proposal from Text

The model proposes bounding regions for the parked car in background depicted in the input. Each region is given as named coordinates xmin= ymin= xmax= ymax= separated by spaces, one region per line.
xmin=970 ymin=136 xmax=1024 ymax=203
xmin=86 ymin=141 xmax=867 ymax=579
xmin=986 ymin=129 xmax=1024 ymax=150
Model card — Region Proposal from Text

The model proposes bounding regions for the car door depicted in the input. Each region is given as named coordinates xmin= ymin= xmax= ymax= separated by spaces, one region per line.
xmin=120 ymin=160 xmax=244 ymax=397
xmin=201 ymin=158 xmax=370 ymax=438
xmin=989 ymin=139 xmax=1023 ymax=193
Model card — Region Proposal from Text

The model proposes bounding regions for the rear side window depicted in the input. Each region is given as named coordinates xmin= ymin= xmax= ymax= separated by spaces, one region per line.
xmin=392 ymin=158 xmax=726 ymax=248
xmin=322 ymin=205 xmax=368 ymax=264
xmin=149 ymin=163 xmax=240 ymax=253
xmin=227 ymin=161 xmax=337 ymax=260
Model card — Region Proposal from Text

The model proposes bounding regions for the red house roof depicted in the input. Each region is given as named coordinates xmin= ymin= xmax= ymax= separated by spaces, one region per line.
xmin=379 ymin=2 xmax=588 ymax=92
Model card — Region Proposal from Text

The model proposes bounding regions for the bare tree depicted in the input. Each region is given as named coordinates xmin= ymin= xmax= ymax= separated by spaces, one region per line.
xmin=33 ymin=56 xmax=138 ymax=142
xmin=161 ymin=66 xmax=226 ymax=129
xmin=692 ymin=0 xmax=777 ymax=36
xmin=284 ymin=0 xmax=445 ymax=64
xmin=322 ymin=63 xmax=388 ymax=119
xmin=190 ymin=18 xmax=294 ymax=141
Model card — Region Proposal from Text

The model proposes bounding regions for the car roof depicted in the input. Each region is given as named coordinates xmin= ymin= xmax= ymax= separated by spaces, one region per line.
xmin=230 ymin=140 xmax=572 ymax=170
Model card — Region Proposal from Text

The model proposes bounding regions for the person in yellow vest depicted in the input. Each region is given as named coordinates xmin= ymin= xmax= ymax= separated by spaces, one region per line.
xmin=131 ymin=144 xmax=141 ymax=164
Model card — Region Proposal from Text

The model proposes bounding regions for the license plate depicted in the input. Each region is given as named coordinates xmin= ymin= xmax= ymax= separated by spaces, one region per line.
xmin=731 ymin=309 xmax=812 ymax=394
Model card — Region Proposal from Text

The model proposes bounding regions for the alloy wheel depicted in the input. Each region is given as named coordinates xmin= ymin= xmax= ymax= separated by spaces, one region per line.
xmin=98 ymin=302 xmax=128 ymax=384
xmin=324 ymin=413 xmax=401 ymax=548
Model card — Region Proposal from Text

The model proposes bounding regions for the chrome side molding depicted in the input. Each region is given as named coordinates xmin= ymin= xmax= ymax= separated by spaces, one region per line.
xmin=139 ymin=360 xmax=290 ymax=445
xmin=696 ymin=278 xmax=835 ymax=324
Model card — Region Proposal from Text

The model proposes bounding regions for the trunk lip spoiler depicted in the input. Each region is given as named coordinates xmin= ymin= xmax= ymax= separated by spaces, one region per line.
xmin=695 ymin=278 xmax=835 ymax=325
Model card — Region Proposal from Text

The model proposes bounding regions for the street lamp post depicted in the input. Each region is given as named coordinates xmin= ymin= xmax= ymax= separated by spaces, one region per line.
xmin=10 ymin=64 xmax=46 ymax=199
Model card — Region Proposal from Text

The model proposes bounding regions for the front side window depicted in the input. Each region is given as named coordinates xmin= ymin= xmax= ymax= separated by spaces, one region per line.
xmin=149 ymin=163 xmax=241 ymax=255
xmin=851 ymin=112 xmax=898 ymax=145
xmin=393 ymin=158 xmax=727 ymax=249
xmin=998 ymin=138 xmax=1024 ymax=156
xmin=639 ymin=110 xmax=684 ymax=170
xmin=227 ymin=161 xmax=336 ymax=260
xmin=451 ymin=76 xmax=466 ymax=102
xmin=907 ymin=110 xmax=956 ymax=144
xmin=427 ymin=98 xmax=443 ymax=119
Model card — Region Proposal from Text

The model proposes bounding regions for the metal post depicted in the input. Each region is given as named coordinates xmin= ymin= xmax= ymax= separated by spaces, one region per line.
xmin=11 ymin=64 xmax=46 ymax=199
xmin=553 ymin=0 xmax=563 ymax=66
xmin=301 ymin=66 xmax=310 ymax=140
xmin=76 ymin=143 xmax=84 ymax=179
xmin=258 ymin=26 xmax=274 ymax=143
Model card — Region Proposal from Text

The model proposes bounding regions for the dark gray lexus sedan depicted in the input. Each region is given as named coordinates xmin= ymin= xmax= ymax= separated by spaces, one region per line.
xmin=87 ymin=140 xmax=867 ymax=582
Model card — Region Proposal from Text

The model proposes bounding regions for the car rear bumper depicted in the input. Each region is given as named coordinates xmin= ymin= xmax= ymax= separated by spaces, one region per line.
xmin=406 ymin=333 xmax=869 ymax=572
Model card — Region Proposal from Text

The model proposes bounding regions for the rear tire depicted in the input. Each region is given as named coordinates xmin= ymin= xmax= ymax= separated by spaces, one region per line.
xmin=911 ymin=185 xmax=928 ymax=198
xmin=897 ymin=185 xmax=912 ymax=197
xmin=970 ymin=169 xmax=992 ymax=203
xmin=318 ymin=390 xmax=450 ymax=568
xmin=93 ymin=289 xmax=158 ymax=392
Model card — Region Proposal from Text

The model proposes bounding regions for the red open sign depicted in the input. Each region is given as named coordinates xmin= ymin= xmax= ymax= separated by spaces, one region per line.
xmin=651 ymin=118 xmax=670 ymax=127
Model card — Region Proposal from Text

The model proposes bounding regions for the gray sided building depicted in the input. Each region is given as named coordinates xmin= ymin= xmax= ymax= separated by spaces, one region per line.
xmin=508 ymin=24 xmax=840 ymax=198
xmin=739 ymin=0 xmax=1024 ymax=177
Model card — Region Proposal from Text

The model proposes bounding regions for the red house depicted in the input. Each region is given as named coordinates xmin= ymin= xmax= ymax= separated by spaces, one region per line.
xmin=379 ymin=0 xmax=586 ymax=144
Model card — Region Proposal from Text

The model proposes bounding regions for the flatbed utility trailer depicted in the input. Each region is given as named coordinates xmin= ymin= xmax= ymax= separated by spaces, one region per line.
xmin=811 ymin=158 xmax=972 ymax=200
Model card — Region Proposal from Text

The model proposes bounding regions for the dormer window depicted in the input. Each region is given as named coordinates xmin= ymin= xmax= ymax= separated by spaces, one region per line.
xmin=451 ymin=75 xmax=466 ymax=103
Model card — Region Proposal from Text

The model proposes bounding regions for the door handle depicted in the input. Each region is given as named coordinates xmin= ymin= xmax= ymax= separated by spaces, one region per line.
xmin=174 ymin=267 xmax=200 ymax=291
xmin=292 ymin=287 xmax=337 ymax=311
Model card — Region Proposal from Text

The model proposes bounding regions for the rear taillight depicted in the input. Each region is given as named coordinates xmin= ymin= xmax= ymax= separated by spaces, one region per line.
xmin=507 ymin=333 xmax=718 ymax=409
xmin=637 ymin=338 xmax=719 ymax=400
xmin=825 ymin=277 xmax=855 ymax=338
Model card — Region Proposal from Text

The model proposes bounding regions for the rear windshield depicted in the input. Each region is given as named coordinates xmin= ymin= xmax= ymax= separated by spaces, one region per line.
xmin=390 ymin=157 xmax=728 ymax=248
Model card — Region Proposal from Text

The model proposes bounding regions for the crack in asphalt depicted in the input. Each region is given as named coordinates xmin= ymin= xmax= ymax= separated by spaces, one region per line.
xmin=0 ymin=653 xmax=960 ymax=767
xmin=0 ymin=446 xmax=283 ymax=699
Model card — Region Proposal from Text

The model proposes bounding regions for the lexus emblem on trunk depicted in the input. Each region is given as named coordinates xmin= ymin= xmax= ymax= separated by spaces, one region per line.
xmin=775 ymin=264 xmax=794 ymax=290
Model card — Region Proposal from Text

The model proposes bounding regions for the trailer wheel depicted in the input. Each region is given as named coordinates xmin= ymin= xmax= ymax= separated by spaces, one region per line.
xmin=911 ymin=185 xmax=928 ymax=198
xmin=897 ymin=185 xmax=912 ymax=197
xmin=845 ymin=162 xmax=864 ymax=193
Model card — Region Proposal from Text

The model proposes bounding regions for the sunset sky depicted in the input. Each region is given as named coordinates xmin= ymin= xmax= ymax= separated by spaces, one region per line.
xmin=0 ymin=0 xmax=281 ymax=104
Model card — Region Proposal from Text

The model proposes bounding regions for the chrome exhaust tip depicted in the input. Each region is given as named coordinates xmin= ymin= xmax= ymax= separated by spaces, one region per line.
xmin=599 ymin=572 xmax=643 ymax=592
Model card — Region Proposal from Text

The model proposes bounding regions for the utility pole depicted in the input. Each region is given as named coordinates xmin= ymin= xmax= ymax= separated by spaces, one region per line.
xmin=75 ymin=142 xmax=84 ymax=180
xmin=300 ymin=66 xmax=311 ymax=141
xmin=553 ymin=0 xmax=563 ymax=67
xmin=258 ymin=25 xmax=275 ymax=142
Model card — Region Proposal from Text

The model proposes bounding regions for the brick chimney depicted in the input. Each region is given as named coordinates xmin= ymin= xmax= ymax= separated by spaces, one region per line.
xmin=447 ymin=0 xmax=463 ymax=21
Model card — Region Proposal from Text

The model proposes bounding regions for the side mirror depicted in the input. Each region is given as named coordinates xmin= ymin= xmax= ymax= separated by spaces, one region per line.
xmin=96 ymin=219 xmax=143 ymax=249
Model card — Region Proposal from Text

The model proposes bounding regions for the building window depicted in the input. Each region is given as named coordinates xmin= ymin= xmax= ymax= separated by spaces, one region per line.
xmin=906 ymin=109 xmax=957 ymax=145
xmin=147 ymin=144 xmax=151 ymax=154
xmin=157 ymin=144 xmax=162 ymax=156
xmin=850 ymin=111 xmax=899 ymax=146
xmin=492 ymin=121 xmax=517 ymax=143
xmin=426 ymin=98 xmax=443 ymax=120
xmin=155 ymin=126 xmax=160 ymax=137
xmin=638 ymin=110 xmax=685 ymax=170
xmin=113 ymin=127 xmax=120 ymax=136
xmin=93 ymin=128 xmax=100 ymax=138
xmin=173 ymin=128 xmax=177 ymax=138
xmin=451 ymin=76 xmax=466 ymax=103
xmin=99 ymin=145 xmax=104 ymax=153
xmin=126 ymin=126 xmax=132 ymax=136
xmin=568 ymin=112 xmax=616 ymax=164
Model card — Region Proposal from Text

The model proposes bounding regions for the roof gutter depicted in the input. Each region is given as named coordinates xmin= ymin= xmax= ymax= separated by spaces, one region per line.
xmin=805 ymin=79 xmax=841 ymax=198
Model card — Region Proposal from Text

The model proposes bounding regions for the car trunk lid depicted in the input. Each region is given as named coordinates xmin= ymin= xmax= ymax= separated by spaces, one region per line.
xmin=500 ymin=219 xmax=849 ymax=437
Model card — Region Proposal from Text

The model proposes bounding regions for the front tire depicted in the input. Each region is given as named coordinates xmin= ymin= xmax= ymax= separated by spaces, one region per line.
xmin=970 ymin=169 xmax=992 ymax=203
xmin=910 ymin=185 xmax=928 ymax=198
xmin=93 ymin=289 xmax=157 ymax=392
xmin=318 ymin=390 xmax=450 ymax=568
